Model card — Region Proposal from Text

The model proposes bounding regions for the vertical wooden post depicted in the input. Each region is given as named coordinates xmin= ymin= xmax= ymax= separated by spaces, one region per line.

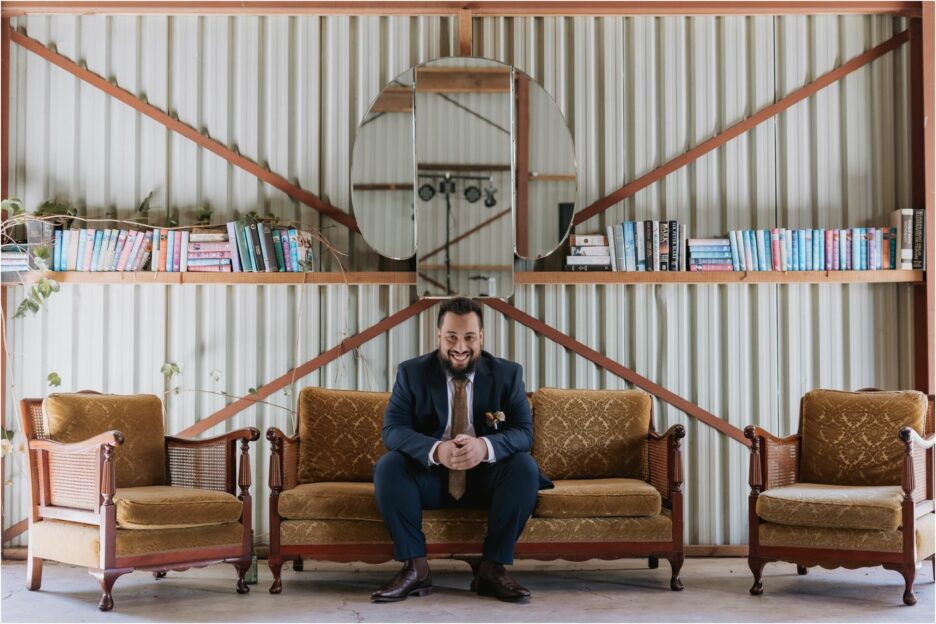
xmin=515 ymin=73 xmax=530 ymax=258
xmin=458 ymin=8 xmax=472 ymax=56
xmin=910 ymin=12 xmax=935 ymax=395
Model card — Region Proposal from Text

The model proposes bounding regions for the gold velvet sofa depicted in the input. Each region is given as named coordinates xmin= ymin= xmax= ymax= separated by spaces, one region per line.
xmin=266 ymin=386 xmax=686 ymax=593
xmin=745 ymin=389 xmax=935 ymax=605
xmin=19 ymin=392 xmax=260 ymax=611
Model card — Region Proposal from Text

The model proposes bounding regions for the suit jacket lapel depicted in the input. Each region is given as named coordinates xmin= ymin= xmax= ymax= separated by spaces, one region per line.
xmin=472 ymin=355 xmax=494 ymax=432
xmin=426 ymin=352 xmax=448 ymax=435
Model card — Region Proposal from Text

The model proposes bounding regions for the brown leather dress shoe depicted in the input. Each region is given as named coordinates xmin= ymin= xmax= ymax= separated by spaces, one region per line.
xmin=471 ymin=560 xmax=531 ymax=602
xmin=371 ymin=557 xmax=432 ymax=602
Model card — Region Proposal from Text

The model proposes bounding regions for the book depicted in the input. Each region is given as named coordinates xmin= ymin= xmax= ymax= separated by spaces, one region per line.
xmin=225 ymin=222 xmax=242 ymax=272
xmin=569 ymin=234 xmax=607 ymax=246
xmin=912 ymin=209 xmax=926 ymax=269
xmin=188 ymin=232 xmax=228 ymax=242
xmin=743 ymin=230 xmax=754 ymax=271
xmin=82 ymin=229 xmax=95 ymax=271
xmin=187 ymin=241 xmax=231 ymax=252
xmin=247 ymin=222 xmax=265 ymax=271
xmin=75 ymin=229 xmax=87 ymax=271
xmin=53 ymin=229 xmax=62 ymax=271
xmin=288 ymin=229 xmax=301 ymax=272
xmin=186 ymin=258 xmax=232 ymax=267
xmin=669 ymin=221 xmax=680 ymax=271
xmin=89 ymin=230 xmax=104 ymax=271
xmin=689 ymin=263 xmax=734 ymax=271
xmin=158 ymin=229 xmax=169 ymax=271
xmin=571 ymin=245 xmax=612 ymax=256
xmin=755 ymin=229 xmax=768 ymax=271
xmin=187 ymin=251 xmax=231 ymax=259
xmin=116 ymin=231 xmax=137 ymax=271
xmin=172 ymin=231 xmax=183 ymax=272
xmin=297 ymin=231 xmax=315 ymax=270
xmin=125 ymin=229 xmax=146 ymax=271
xmin=629 ymin=222 xmax=641 ymax=271
xmin=889 ymin=226 xmax=897 ymax=269
xmin=566 ymin=264 xmax=612 ymax=271
xmin=566 ymin=255 xmax=612 ymax=266
xmin=770 ymin=229 xmax=781 ymax=271
xmin=132 ymin=231 xmax=154 ymax=271
xmin=165 ymin=229 xmax=174 ymax=272
xmin=658 ymin=221 xmax=669 ymax=271
xmin=187 ymin=264 xmax=234 ymax=272
xmin=149 ymin=228 xmax=159 ymax=272
xmin=272 ymin=228 xmax=287 ymax=272
xmin=651 ymin=221 xmax=661 ymax=271
xmin=611 ymin=223 xmax=625 ymax=271
xmin=644 ymin=221 xmax=654 ymax=271
xmin=605 ymin=225 xmax=617 ymax=271
xmin=280 ymin=229 xmax=293 ymax=271
xmin=67 ymin=229 xmax=80 ymax=270
xmin=635 ymin=221 xmax=646 ymax=271
xmin=729 ymin=231 xmax=741 ymax=271
xmin=891 ymin=208 xmax=914 ymax=268
xmin=109 ymin=230 xmax=128 ymax=271
xmin=179 ymin=231 xmax=190 ymax=272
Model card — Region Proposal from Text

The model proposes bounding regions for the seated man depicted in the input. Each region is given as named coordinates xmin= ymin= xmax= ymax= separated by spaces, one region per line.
xmin=372 ymin=297 xmax=552 ymax=603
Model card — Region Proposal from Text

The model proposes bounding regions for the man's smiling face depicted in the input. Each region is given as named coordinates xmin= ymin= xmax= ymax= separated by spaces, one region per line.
xmin=437 ymin=311 xmax=484 ymax=378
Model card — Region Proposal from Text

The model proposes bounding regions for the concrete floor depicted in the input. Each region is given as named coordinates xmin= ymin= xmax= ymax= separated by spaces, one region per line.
xmin=1 ymin=558 xmax=933 ymax=622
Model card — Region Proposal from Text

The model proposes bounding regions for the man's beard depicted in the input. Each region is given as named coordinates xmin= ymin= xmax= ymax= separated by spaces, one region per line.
xmin=438 ymin=348 xmax=479 ymax=378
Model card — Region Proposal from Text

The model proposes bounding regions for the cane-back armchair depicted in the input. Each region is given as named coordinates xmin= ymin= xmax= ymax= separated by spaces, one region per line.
xmin=20 ymin=392 xmax=260 ymax=611
xmin=745 ymin=389 xmax=935 ymax=605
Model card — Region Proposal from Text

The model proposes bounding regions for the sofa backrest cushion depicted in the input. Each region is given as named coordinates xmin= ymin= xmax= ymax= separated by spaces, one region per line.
xmin=799 ymin=389 xmax=927 ymax=486
xmin=43 ymin=393 xmax=166 ymax=488
xmin=297 ymin=387 xmax=389 ymax=483
xmin=532 ymin=388 xmax=651 ymax=480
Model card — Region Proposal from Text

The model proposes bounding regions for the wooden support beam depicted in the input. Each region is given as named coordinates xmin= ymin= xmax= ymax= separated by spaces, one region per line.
xmin=369 ymin=86 xmax=413 ymax=113
xmin=0 ymin=2 xmax=922 ymax=18
xmin=482 ymin=298 xmax=750 ymax=445
xmin=515 ymin=74 xmax=530 ymax=258
xmin=571 ymin=28 xmax=911 ymax=227
xmin=8 ymin=27 xmax=360 ymax=233
xmin=176 ymin=298 xmax=435 ymax=438
xmin=458 ymin=8 xmax=473 ymax=56
xmin=415 ymin=66 xmax=510 ymax=93
xmin=2 ymin=518 xmax=27 ymax=544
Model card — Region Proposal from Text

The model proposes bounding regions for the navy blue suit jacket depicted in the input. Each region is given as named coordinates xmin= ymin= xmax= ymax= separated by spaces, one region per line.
xmin=382 ymin=349 xmax=553 ymax=490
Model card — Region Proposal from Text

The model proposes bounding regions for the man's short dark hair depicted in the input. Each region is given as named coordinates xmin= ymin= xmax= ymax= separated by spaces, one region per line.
xmin=437 ymin=297 xmax=483 ymax=329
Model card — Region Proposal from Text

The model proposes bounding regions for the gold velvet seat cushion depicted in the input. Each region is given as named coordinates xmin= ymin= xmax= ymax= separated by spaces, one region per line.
xmin=29 ymin=519 xmax=244 ymax=569
xmin=799 ymin=389 xmax=927 ymax=486
xmin=114 ymin=486 xmax=243 ymax=529
xmin=297 ymin=387 xmax=389 ymax=484
xmin=756 ymin=483 xmax=904 ymax=531
xmin=759 ymin=512 xmax=935 ymax=559
xmin=278 ymin=482 xmax=381 ymax=521
xmin=535 ymin=479 xmax=661 ymax=518
xmin=281 ymin=510 xmax=673 ymax=546
xmin=532 ymin=388 xmax=651 ymax=481
xmin=43 ymin=393 xmax=167 ymax=488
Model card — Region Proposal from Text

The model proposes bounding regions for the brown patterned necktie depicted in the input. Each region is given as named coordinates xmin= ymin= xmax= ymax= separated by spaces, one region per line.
xmin=448 ymin=377 xmax=468 ymax=500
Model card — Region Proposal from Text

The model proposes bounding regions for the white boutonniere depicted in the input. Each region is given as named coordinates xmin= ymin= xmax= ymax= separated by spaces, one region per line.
xmin=484 ymin=410 xmax=506 ymax=430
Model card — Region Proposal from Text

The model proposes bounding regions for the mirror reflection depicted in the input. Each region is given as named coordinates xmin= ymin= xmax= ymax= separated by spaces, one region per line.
xmin=350 ymin=57 xmax=577 ymax=298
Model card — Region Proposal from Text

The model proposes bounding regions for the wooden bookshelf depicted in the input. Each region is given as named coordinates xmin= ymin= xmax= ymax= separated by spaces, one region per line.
xmin=1 ymin=270 xmax=924 ymax=286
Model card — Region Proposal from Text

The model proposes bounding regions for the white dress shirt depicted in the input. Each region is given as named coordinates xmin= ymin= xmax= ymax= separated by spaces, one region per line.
xmin=428 ymin=371 xmax=497 ymax=466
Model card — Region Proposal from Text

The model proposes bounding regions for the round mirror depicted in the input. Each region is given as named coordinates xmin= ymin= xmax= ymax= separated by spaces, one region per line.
xmin=350 ymin=57 xmax=577 ymax=295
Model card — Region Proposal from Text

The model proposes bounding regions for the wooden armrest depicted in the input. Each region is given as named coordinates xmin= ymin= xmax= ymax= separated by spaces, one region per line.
xmin=900 ymin=427 xmax=936 ymax=449
xmin=267 ymin=427 xmax=300 ymax=492
xmin=29 ymin=430 xmax=124 ymax=453
xmin=165 ymin=427 xmax=261 ymax=447
xmin=647 ymin=424 xmax=685 ymax=501
xmin=744 ymin=426 xmax=800 ymax=493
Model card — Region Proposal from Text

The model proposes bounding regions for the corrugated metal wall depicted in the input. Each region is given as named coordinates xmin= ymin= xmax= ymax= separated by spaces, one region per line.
xmin=3 ymin=13 xmax=916 ymax=548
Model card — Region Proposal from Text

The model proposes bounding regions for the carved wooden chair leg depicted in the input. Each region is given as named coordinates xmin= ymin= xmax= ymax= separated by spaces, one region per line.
xmin=667 ymin=553 xmax=684 ymax=591
xmin=269 ymin=556 xmax=284 ymax=594
xmin=26 ymin=556 xmax=43 ymax=590
xmin=292 ymin=558 xmax=304 ymax=572
xmin=233 ymin=558 xmax=252 ymax=594
xmin=748 ymin=558 xmax=767 ymax=595
xmin=648 ymin=556 xmax=659 ymax=569
xmin=90 ymin=568 xmax=131 ymax=612
xmin=153 ymin=571 xmax=167 ymax=579
xmin=796 ymin=565 xmax=808 ymax=575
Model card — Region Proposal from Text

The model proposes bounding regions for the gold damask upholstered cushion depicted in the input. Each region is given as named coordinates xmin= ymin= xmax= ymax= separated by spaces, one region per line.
xmin=114 ymin=486 xmax=243 ymax=529
xmin=29 ymin=520 xmax=244 ymax=569
xmin=297 ymin=387 xmax=389 ymax=484
xmin=280 ymin=510 xmax=673 ymax=546
xmin=799 ymin=389 xmax=927 ymax=486
xmin=532 ymin=388 xmax=651 ymax=481
xmin=759 ymin=512 xmax=935 ymax=559
xmin=278 ymin=482 xmax=381 ymax=521
xmin=43 ymin=393 xmax=166 ymax=488
xmin=535 ymin=479 xmax=661 ymax=518
xmin=756 ymin=483 xmax=903 ymax=531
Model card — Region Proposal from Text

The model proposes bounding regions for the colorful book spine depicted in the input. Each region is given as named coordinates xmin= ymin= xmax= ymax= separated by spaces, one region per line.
xmin=668 ymin=221 xmax=679 ymax=271
xmin=770 ymin=229 xmax=781 ymax=271
xmin=912 ymin=209 xmax=925 ymax=269
xmin=104 ymin=229 xmax=119 ymax=271
xmin=658 ymin=222 xmax=669 ymax=271
xmin=844 ymin=229 xmax=852 ymax=270
xmin=257 ymin=223 xmax=274 ymax=272
xmin=280 ymin=229 xmax=293 ymax=271
xmin=186 ymin=258 xmax=232 ymax=267
xmin=889 ymin=226 xmax=897 ymax=269
xmin=164 ymin=229 xmax=174 ymax=271
xmin=149 ymin=229 xmax=159 ymax=272
xmin=108 ymin=230 xmax=127 ymax=271
xmin=729 ymin=231 xmax=740 ymax=271
xmin=612 ymin=223 xmax=626 ymax=271
xmin=75 ymin=229 xmax=88 ymax=271
xmin=605 ymin=225 xmax=617 ymax=271
xmin=874 ymin=228 xmax=883 ymax=271
xmin=90 ymin=230 xmax=105 ymax=271
xmin=625 ymin=222 xmax=638 ymax=271
xmin=226 ymin=222 xmax=242 ymax=272
xmin=53 ymin=229 xmax=63 ymax=271
xmin=187 ymin=265 xmax=234 ymax=272
xmin=115 ymin=231 xmax=136 ymax=271
xmin=644 ymin=221 xmax=655 ymax=271
xmin=172 ymin=231 xmax=183 ymax=272
xmin=272 ymin=229 xmax=286 ymax=271
xmin=288 ymin=229 xmax=300 ymax=272
xmin=635 ymin=222 xmax=646 ymax=271
xmin=126 ymin=230 xmax=146 ymax=271
xmin=133 ymin=231 xmax=154 ymax=271
xmin=248 ymin=223 xmax=264 ymax=271
xmin=157 ymin=229 xmax=168 ymax=271
xmin=179 ymin=231 xmax=190 ymax=272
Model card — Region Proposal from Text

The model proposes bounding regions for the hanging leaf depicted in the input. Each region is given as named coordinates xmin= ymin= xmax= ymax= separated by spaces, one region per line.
xmin=137 ymin=190 xmax=154 ymax=214
xmin=47 ymin=372 xmax=62 ymax=387
xmin=210 ymin=369 xmax=222 ymax=382
xmin=160 ymin=362 xmax=182 ymax=380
